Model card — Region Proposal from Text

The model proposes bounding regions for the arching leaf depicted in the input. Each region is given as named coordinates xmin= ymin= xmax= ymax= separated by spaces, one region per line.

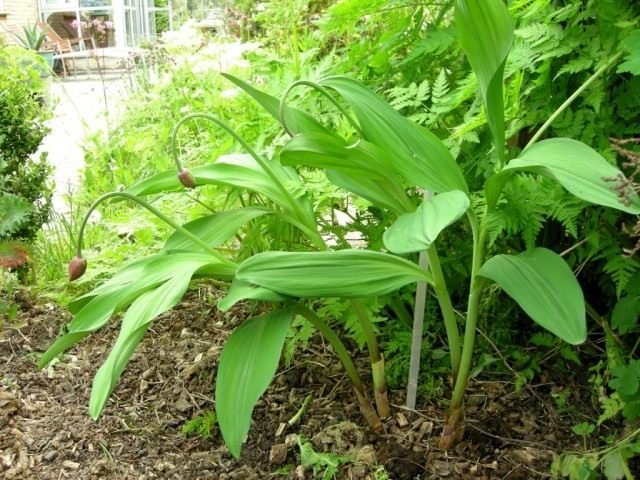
xmin=221 ymin=73 xmax=330 ymax=135
xmin=456 ymin=0 xmax=513 ymax=153
xmin=216 ymin=308 xmax=294 ymax=458
xmin=479 ymin=248 xmax=586 ymax=345
xmin=89 ymin=272 xmax=195 ymax=418
xmin=281 ymin=132 xmax=413 ymax=213
xmin=318 ymin=76 xmax=468 ymax=194
xmin=233 ymin=249 xmax=432 ymax=299
xmin=164 ymin=207 xmax=272 ymax=252
xmin=507 ymin=138 xmax=640 ymax=214
xmin=383 ymin=190 xmax=470 ymax=254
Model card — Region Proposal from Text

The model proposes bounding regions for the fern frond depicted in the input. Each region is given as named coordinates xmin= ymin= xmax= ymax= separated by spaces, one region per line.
xmin=387 ymin=80 xmax=430 ymax=111
xmin=554 ymin=56 xmax=594 ymax=80
xmin=602 ymin=251 xmax=640 ymax=298
xmin=430 ymin=68 xmax=451 ymax=114
xmin=397 ymin=28 xmax=456 ymax=67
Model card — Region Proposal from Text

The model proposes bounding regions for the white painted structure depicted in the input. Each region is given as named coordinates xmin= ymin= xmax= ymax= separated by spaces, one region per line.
xmin=38 ymin=0 xmax=171 ymax=48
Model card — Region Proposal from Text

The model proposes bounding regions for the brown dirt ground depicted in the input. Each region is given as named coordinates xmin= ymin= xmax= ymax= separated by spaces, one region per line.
xmin=1 ymin=289 xmax=586 ymax=479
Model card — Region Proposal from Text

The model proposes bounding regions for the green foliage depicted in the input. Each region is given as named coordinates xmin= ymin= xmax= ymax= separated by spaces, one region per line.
xmin=297 ymin=436 xmax=350 ymax=480
xmin=38 ymin=0 xmax=640 ymax=468
xmin=609 ymin=360 xmax=640 ymax=422
xmin=617 ymin=30 xmax=640 ymax=75
xmin=182 ymin=410 xmax=217 ymax=439
xmin=9 ymin=24 xmax=46 ymax=51
xmin=0 ymin=46 xmax=53 ymax=243
xmin=0 ymin=194 xmax=32 ymax=238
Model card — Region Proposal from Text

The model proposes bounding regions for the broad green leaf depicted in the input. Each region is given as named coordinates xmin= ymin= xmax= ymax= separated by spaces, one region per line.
xmin=89 ymin=272 xmax=194 ymax=418
xmin=218 ymin=279 xmax=292 ymax=312
xmin=478 ymin=248 xmax=586 ymax=344
xmin=235 ymin=249 xmax=432 ymax=299
xmin=383 ymin=190 xmax=470 ymax=254
xmin=282 ymin=132 xmax=391 ymax=178
xmin=221 ymin=73 xmax=330 ymax=135
xmin=38 ymin=253 xmax=233 ymax=368
xmin=126 ymin=154 xmax=317 ymax=231
xmin=508 ymin=138 xmax=640 ymax=214
xmin=281 ymin=133 xmax=413 ymax=213
xmin=602 ymin=449 xmax=630 ymax=480
xmin=164 ymin=207 xmax=272 ymax=252
xmin=456 ymin=0 xmax=513 ymax=153
xmin=318 ymin=76 xmax=468 ymax=194
xmin=216 ymin=308 xmax=294 ymax=458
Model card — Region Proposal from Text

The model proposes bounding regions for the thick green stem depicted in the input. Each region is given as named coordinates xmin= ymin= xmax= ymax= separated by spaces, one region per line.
xmin=75 ymin=192 xmax=235 ymax=268
xmin=425 ymin=245 xmax=461 ymax=378
xmin=440 ymin=211 xmax=487 ymax=449
xmin=525 ymin=51 xmax=624 ymax=150
xmin=351 ymin=298 xmax=389 ymax=417
xmin=350 ymin=299 xmax=381 ymax=362
xmin=295 ymin=305 xmax=382 ymax=430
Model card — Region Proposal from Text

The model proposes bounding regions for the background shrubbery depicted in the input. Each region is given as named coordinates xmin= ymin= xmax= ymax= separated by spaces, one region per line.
xmin=0 ymin=46 xmax=53 ymax=244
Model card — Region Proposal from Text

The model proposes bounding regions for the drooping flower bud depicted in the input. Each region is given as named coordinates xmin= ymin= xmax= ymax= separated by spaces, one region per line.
xmin=68 ymin=256 xmax=87 ymax=281
xmin=178 ymin=168 xmax=196 ymax=189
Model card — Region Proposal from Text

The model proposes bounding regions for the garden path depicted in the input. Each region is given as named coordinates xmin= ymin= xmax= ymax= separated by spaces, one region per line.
xmin=38 ymin=75 xmax=128 ymax=212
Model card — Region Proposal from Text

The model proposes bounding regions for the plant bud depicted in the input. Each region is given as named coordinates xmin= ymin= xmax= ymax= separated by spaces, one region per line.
xmin=178 ymin=168 xmax=196 ymax=189
xmin=68 ymin=256 xmax=87 ymax=281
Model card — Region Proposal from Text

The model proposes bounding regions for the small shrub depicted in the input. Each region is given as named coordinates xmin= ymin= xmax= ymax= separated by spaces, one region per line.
xmin=0 ymin=46 xmax=53 ymax=243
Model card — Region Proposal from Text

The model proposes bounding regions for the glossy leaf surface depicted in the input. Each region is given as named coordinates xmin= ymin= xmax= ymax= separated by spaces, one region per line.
xmin=281 ymin=133 xmax=413 ymax=213
xmin=89 ymin=272 xmax=194 ymax=418
xmin=38 ymin=253 xmax=233 ymax=368
xmin=218 ymin=279 xmax=292 ymax=312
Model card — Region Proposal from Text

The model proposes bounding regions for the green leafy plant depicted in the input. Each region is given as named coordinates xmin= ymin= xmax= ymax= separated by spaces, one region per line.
xmin=0 ymin=46 xmax=53 ymax=244
xmin=221 ymin=0 xmax=639 ymax=450
xmin=552 ymin=427 xmax=640 ymax=480
xmin=182 ymin=410 xmax=217 ymax=439
xmin=5 ymin=24 xmax=46 ymax=51
xmin=39 ymin=0 xmax=640 ymax=461
xmin=297 ymin=436 xmax=351 ymax=480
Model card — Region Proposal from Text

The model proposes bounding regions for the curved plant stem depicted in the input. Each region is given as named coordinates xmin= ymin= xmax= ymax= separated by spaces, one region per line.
xmin=351 ymin=299 xmax=389 ymax=418
xmin=75 ymin=191 xmax=235 ymax=268
xmin=171 ymin=112 xmax=324 ymax=248
xmin=525 ymin=51 xmax=624 ymax=150
xmin=295 ymin=305 xmax=382 ymax=430
xmin=278 ymin=80 xmax=362 ymax=138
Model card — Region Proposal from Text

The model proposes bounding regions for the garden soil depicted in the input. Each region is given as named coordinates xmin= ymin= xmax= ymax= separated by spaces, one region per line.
xmin=0 ymin=290 xmax=594 ymax=479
